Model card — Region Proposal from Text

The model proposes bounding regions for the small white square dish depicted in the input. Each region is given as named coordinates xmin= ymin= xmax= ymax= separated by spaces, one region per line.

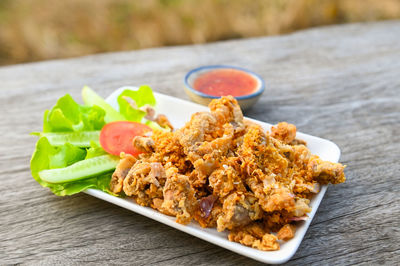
xmin=85 ymin=87 xmax=341 ymax=264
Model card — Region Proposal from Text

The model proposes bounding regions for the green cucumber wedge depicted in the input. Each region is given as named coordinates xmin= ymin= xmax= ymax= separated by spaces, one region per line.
xmin=39 ymin=155 xmax=119 ymax=183
xmin=38 ymin=131 xmax=100 ymax=147
xmin=82 ymin=86 xmax=125 ymax=123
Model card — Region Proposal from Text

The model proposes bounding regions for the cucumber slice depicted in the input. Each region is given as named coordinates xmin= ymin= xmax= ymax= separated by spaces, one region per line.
xmin=82 ymin=86 xmax=125 ymax=123
xmin=39 ymin=155 xmax=119 ymax=183
xmin=39 ymin=131 xmax=100 ymax=147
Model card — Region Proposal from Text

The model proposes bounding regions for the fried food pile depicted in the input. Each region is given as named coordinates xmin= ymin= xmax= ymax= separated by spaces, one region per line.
xmin=110 ymin=96 xmax=346 ymax=251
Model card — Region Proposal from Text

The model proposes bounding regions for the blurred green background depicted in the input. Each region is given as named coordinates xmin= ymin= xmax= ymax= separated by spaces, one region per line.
xmin=0 ymin=0 xmax=399 ymax=66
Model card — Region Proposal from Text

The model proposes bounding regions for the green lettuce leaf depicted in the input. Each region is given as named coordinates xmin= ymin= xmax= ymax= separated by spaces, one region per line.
xmin=31 ymin=137 xmax=84 ymax=187
xmin=82 ymin=86 xmax=125 ymax=123
xmin=44 ymin=94 xmax=106 ymax=132
xmin=49 ymin=173 xmax=116 ymax=196
xmin=117 ymin=85 xmax=156 ymax=122
xmin=85 ymin=141 xmax=107 ymax=159
xmin=31 ymin=137 xmax=113 ymax=196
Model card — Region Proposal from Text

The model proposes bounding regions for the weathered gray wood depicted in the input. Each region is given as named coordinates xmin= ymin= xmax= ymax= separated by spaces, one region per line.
xmin=1 ymin=20 xmax=400 ymax=265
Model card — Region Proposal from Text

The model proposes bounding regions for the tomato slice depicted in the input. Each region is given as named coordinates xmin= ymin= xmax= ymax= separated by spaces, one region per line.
xmin=99 ymin=121 xmax=152 ymax=157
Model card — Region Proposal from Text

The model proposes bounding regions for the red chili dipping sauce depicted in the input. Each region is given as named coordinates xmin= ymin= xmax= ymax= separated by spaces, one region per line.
xmin=193 ymin=69 xmax=258 ymax=97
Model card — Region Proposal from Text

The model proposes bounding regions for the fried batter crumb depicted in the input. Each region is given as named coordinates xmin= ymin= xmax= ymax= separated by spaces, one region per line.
xmin=277 ymin=224 xmax=296 ymax=241
xmin=110 ymin=96 xmax=346 ymax=251
xmin=271 ymin=122 xmax=297 ymax=144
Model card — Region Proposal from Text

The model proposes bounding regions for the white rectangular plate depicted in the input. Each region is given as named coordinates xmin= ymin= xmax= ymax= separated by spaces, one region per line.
xmin=85 ymin=87 xmax=341 ymax=264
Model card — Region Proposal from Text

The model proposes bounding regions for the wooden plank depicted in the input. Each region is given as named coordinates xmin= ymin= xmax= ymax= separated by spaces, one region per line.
xmin=0 ymin=21 xmax=399 ymax=265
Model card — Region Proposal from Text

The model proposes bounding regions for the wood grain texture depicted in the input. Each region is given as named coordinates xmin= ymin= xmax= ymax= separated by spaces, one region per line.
xmin=1 ymin=21 xmax=400 ymax=265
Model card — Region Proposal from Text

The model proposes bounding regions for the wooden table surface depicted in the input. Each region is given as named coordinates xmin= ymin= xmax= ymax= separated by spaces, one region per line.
xmin=1 ymin=21 xmax=399 ymax=265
